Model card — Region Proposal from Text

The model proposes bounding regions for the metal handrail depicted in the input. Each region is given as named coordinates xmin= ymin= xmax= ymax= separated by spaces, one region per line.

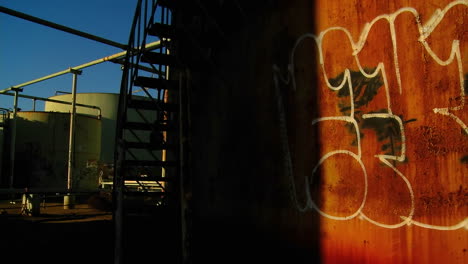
xmin=115 ymin=0 xmax=171 ymax=156
xmin=115 ymin=0 xmax=144 ymax=138
xmin=0 ymin=92 xmax=102 ymax=119
xmin=113 ymin=2 xmax=177 ymax=262
xmin=113 ymin=2 xmax=144 ymax=261
xmin=0 ymin=41 xmax=162 ymax=94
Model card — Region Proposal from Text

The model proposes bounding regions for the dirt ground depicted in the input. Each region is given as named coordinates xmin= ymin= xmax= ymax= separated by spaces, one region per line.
xmin=0 ymin=193 xmax=114 ymax=264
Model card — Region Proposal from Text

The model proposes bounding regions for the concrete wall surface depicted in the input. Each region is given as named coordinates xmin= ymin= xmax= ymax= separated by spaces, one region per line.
xmin=187 ymin=0 xmax=467 ymax=263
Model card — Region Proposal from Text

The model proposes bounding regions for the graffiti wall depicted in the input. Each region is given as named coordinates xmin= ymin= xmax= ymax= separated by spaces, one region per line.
xmin=273 ymin=0 xmax=467 ymax=263
xmin=188 ymin=0 xmax=466 ymax=263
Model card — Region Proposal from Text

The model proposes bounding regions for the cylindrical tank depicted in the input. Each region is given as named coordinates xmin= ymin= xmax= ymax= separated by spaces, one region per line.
xmin=45 ymin=93 xmax=119 ymax=164
xmin=0 ymin=109 xmax=8 ymax=186
xmin=44 ymin=93 xmax=161 ymax=164
xmin=44 ymin=93 xmax=164 ymax=183
xmin=0 ymin=127 xmax=4 ymax=186
xmin=14 ymin=111 xmax=101 ymax=191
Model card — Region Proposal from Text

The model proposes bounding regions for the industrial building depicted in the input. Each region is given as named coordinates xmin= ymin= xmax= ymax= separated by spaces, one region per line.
xmin=0 ymin=0 xmax=467 ymax=263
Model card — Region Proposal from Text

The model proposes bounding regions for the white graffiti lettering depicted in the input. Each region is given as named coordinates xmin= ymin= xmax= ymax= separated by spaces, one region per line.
xmin=273 ymin=0 xmax=467 ymax=230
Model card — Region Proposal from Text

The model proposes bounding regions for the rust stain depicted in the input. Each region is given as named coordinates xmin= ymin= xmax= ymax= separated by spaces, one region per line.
xmin=279 ymin=0 xmax=468 ymax=263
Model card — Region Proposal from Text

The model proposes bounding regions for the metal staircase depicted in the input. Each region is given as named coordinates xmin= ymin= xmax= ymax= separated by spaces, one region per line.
xmin=113 ymin=0 xmax=189 ymax=263
xmin=113 ymin=1 xmax=246 ymax=263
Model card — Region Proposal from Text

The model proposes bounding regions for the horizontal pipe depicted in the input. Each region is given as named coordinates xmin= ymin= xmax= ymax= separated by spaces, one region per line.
xmin=0 ymin=6 xmax=127 ymax=50
xmin=1 ymin=92 xmax=102 ymax=119
xmin=0 ymin=40 xmax=162 ymax=94
xmin=0 ymin=68 xmax=75 ymax=94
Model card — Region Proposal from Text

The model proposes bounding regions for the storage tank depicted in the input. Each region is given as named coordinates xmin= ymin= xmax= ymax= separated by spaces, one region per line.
xmin=45 ymin=93 xmax=161 ymax=163
xmin=14 ymin=111 xmax=101 ymax=191
xmin=0 ymin=109 xmax=7 ymax=186
xmin=44 ymin=93 xmax=164 ymax=183
xmin=45 ymin=93 xmax=119 ymax=164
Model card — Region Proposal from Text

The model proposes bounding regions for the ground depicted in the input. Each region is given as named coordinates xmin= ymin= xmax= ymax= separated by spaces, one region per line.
xmin=0 ymin=193 xmax=113 ymax=264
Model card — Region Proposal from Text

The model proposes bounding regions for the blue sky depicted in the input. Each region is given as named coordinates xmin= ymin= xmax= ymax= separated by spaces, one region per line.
xmin=0 ymin=0 xmax=137 ymax=111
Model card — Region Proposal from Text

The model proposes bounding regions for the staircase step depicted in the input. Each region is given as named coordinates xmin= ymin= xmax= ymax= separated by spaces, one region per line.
xmin=124 ymin=160 xmax=177 ymax=167
xmin=125 ymin=141 xmax=176 ymax=150
xmin=128 ymin=99 xmax=178 ymax=112
xmin=124 ymin=190 xmax=173 ymax=202
xmin=124 ymin=190 xmax=171 ymax=202
xmin=123 ymin=175 xmax=171 ymax=182
xmin=141 ymin=52 xmax=176 ymax=66
xmin=123 ymin=121 xmax=177 ymax=131
xmin=157 ymin=0 xmax=186 ymax=10
xmin=158 ymin=0 xmax=199 ymax=11
xmin=148 ymin=23 xmax=175 ymax=39
xmin=134 ymin=76 xmax=178 ymax=90
xmin=157 ymin=0 xmax=176 ymax=9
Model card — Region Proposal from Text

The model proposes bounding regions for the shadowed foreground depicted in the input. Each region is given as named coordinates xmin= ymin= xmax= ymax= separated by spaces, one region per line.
xmin=0 ymin=196 xmax=113 ymax=264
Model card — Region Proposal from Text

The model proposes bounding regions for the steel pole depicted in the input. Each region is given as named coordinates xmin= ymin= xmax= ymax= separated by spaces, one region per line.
xmin=65 ymin=70 xmax=81 ymax=209
xmin=9 ymin=89 xmax=20 ymax=189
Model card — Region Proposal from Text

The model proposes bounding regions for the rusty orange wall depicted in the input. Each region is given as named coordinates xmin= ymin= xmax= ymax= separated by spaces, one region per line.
xmin=279 ymin=0 xmax=467 ymax=263
xmin=188 ymin=1 xmax=467 ymax=263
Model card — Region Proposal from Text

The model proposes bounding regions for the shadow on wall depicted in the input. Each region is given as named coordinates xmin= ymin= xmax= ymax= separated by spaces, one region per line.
xmin=187 ymin=0 xmax=322 ymax=263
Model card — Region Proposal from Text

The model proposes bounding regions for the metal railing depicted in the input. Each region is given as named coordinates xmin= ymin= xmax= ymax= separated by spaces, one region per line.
xmin=113 ymin=1 xmax=172 ymax=262
xmin=114 ymin=0 xmax=173 ymax=185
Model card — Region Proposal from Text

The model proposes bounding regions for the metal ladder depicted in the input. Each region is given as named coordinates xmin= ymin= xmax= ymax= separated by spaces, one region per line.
xmin=113 ymin=0 xmax=188 ymax=263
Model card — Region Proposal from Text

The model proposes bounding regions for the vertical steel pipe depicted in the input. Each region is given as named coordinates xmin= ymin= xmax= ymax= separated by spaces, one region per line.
xmin=65 ymin=70 xmax=81 ymax=209
xmin=9 ymin=89 xmax=20 ymax=189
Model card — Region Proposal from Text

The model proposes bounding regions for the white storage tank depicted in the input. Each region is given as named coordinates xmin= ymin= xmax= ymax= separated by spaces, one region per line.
xmin=14 ymin=111 xmax=101 ymax=191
